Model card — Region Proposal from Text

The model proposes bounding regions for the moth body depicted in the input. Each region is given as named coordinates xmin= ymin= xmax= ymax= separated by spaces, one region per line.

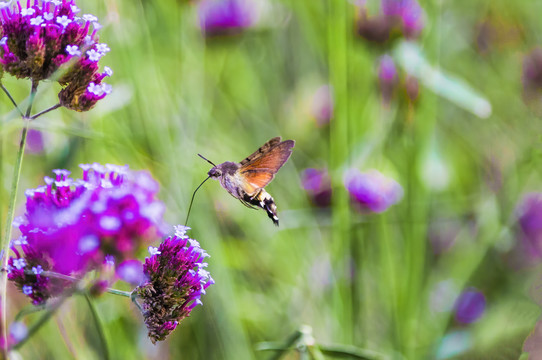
xmin=206 ymin=137 xmax=294 ymax=226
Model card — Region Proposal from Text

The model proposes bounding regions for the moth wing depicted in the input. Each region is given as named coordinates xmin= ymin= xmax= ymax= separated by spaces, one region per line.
xmin=240 ymin=171 xmax=275 ymax=192
xmin=240 ymin=140 xmax=295 ymax=190
xmin=240 ymin=137 xmax=282 ymax=166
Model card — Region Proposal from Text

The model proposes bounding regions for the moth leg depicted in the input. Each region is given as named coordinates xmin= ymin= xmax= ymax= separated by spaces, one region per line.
xmin=237 ymin=188 xmax=259 ymax=210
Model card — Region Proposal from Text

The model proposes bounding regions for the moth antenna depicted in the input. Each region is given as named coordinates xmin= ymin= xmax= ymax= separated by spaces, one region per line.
xmin=185 ymin=176 xmax=211 ymax=227
xmin=198 ymin=153 xmax=217 ymax=167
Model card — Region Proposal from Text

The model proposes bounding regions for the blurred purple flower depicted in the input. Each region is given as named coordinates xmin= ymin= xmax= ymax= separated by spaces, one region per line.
xmin=404 ymin=75 xmax=419 ymax=103
xmin=310 ymin=85 xmax=333 ymax=126
xmin=454 ymin=288 xmax=486 ymax=324
xmin=356 ymin=0 xmax=424 ymax=43
xmin=378 ymin=55 xmax=398 ymax=105
xmin=344 ymin=169 xmax=403 ymax=213
xmin=198 ymin=0 xmax=258 ymax=36
xmin=8 ymin=163 xmax=165 ymax=305
xmin=0 ymin=0 xmax=112 ymax=111
xmin=301 ymin=168 xmax=332 ymax=207
xmin=25 ymin=129 xmax=44 ymax=154
xmin=116 ymin=259 xmax=145 ymax=285
xmin=134 ymin=225 xmax=213 ymax=343
xmin=516 ymin=193 xmax=542 ymax=262
xmin=522 ymin=48 xmax=542 ymax=103
xmin=381 ymin=0 xmax=424 ymax=39
xmin=9 ymin=321 xmax=27 ymax=343
xmin=356 ymin=11 xmax=391 ymax=44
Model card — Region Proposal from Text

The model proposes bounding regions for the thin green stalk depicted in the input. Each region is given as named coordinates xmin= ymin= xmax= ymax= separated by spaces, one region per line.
xmin=328 ymin=0 xmax=352 ymax=343
xmin=1 ymin=119 xmax=29 ymax=357
xmin=378 ymin=215 xmax=400 ymax=348
xmin=1 ymin=84 xmax=24 ymax=117
xmin=84 ymin=295 xmax=110 ymax=360
xmin=105 ymin=288 xmax=131 ymax=298
xmin=1 ymin=80 xmax=38 ymax=357
xmin=30 ymin=103 xmax=61 ymax=120
xmin=25 ymin=80 xmax=38 ymax=118
xmin=11 ymin=295 xmax=67 ymax=351
xmin=14 ymin=304 xmax=46 ymax=321
xmin=40 ymin=271 xmax=131 ymax=298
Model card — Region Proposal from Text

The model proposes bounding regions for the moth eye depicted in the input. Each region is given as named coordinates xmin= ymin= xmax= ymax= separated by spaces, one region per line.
xmin=208 ymin=168 xmax=222 ymax=178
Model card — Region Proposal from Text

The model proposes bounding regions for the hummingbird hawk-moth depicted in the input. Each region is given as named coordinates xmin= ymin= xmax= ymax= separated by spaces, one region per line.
xmin=201 ymin=137 xmax=295 ymax=226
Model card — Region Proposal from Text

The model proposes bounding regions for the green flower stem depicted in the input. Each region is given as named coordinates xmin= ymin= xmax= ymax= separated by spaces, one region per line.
xmin=319 ymin=344 xmax=385 ymax=360
xmin=1 ymin=118 xmax=30 ymax=358
xmin=38 ymin=271 xmax=132 ymax=298
xmin=11 ymin=294 xmax=68 ymax=351
xmin=106 ymin=288 xmax=131 ymax=298
xmin=2 ymin=78 xmax=47 ymax=356
xmin=40 ymin=271 xmax=81 ymax=282
xmin=84 ymin=294 xmax=110 ymax=360
xmin=328 ymin=0 xmax=352 ymax=343
xmin=1 ymin=84 xmax=24 ymax=117
xmin=14 ymin=304 xmax=46 ymax=321
xmin=25 ymin=80 xmax=38 ymax=117
xmin=30 ymin=103 xmax=61 ymax=120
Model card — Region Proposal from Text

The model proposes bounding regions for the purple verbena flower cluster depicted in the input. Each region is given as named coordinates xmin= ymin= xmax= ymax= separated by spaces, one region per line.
xmin=522 ymin=48 xmax=542 ymax=104
xmin=344 ymin=169 xmax=403 ymax=213
xmin=378 ymin=54 xmax=398 ymax=105
xmin=8 ymin=163 xmax=165 ymax=305
xmin=198 ymin=0 xmax=258 ymax=36
xmin=515 ymin=193 xmax=542 ymax=263
xmin=134 ymin=225 xmax=213 ymax=343
xmin=453 ymin=288 xmax=486 ymax=324
xmin=301 ymin=168 xmax=332 ymax=208
xmin=0 ymin=0 xmax=112 ymax=111
xmin=357 ymin=0 xmax=424 ymax=43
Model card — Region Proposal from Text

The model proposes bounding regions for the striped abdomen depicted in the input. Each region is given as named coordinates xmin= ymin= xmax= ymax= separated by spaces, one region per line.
xmin=247 ymin=189 xmax=279 ymax=226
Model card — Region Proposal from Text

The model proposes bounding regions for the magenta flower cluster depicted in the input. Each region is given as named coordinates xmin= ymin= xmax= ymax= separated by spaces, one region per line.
xmin=344 ymin=169 xmax=403 ymax=213
xmin=134 ymin=225 xmax=214 ymax=343
xmin=357 ymin=0 xmax=424 ymax=43
xmin=7 ymin=163 xmax=165 ymax=305
xmin=301 ymin=168 xmax=332 ymax=208
xmin=0 ymin=0 xmax=112 ymax=111
xmin=453 ymin=288 xmax=486 ymax=324
xmin=198 ymin=0 xmax=257 ymax=36
xmin=515 ymin=193 xmax=542 ymax=263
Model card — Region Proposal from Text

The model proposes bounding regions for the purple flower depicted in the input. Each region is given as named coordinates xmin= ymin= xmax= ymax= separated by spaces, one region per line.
xmin=25 ymin=129 xmax=45 ymax=154
xmin=381 ymin=0 xmax=424 ymax=39
xmin=404 ymin=75 xmax=419 ymax=103
xmin=134 ymin=225 xmax=213 ymax=343
xmin=344 ymin=169 xmax=403 ymax=213
xmin=198 ymin=0 xmax=258 ymax=36
xmin=522 ymin=48 xmax=542 ymax=106
xmin=9 ymin=321 xmax=28 ymax=343
xmin=8 ymin=163 xmax=165 ymax=305
xmin=310 ymin=85 xmax=333 ymax=126
xmin=65 ymin=44 xmax=81 ymax=56
xmin=116 ymin=259 xmax=145 ymax=285
xmin=516 ymin=193 xmax=542 ymax=262
xmin=301 ymin=168 xmax=332 ymax=207
xmin=378 ymin=55 xmax=398 ymax=105
xmin=0 ymin=0 xmax=113 ymax=111
xmin=356 ymin=0 xmax=424 ymax=43
xmin=454 ymin=288 xmax=486 ymax=324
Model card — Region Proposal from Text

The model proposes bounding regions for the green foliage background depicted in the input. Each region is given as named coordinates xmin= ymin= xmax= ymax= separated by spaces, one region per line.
xmin=2 ymin=0 xmax=542 ymax=359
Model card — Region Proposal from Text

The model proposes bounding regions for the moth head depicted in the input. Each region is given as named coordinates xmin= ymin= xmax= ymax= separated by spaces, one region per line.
xmin=208 ymin=167 xmax=222 ymax=178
